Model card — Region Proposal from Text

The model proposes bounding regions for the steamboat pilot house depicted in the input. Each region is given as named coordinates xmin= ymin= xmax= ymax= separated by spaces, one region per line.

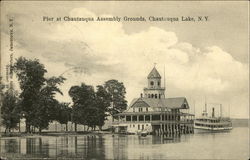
xmin=113 ymin=67 xmax=194 ymax=135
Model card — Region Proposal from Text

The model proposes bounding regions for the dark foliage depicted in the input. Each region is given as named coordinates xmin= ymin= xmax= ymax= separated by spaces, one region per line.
xmin=1 ymin=90 xmax=21 ymax=132
xmin=104 ymin=79 xmax=127 ymax=117
xmin=14 ymin=57 xmax=65 ymax=133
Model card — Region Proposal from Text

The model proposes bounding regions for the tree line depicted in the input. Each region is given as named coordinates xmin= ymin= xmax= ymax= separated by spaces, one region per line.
xmin=1 ymin=57 xmax=127 ymax=133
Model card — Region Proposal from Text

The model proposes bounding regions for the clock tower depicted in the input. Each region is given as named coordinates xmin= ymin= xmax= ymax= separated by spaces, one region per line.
xmin=143 ymin=67 xmax=165 ymax=99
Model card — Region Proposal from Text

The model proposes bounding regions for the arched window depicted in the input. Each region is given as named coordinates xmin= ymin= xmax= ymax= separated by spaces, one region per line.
xmin=155 ymin=94 xmax=157 ymax=99
xmin=150 ymin=81 xmax=154 ymax=86
xmin=158 ymin=81 xmax=160 ymax=86
xmin=159 ymin=94 xmax=161 ymax=99
xmin=148 ymin=94 xmax=150 ymax=98
xmin=151 ymin=94 xmax=154 ymax=98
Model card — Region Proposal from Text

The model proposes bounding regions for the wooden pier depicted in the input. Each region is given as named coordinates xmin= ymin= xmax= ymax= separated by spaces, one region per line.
xmin=113 ymin=111 xmax=194 ymax=136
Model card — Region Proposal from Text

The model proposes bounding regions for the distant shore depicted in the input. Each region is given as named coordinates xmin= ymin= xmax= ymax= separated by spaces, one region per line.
xmin=0 ymin=130 xmax=113 ymax=138
xmin=231 ymin=118 xmax=249 ymax=127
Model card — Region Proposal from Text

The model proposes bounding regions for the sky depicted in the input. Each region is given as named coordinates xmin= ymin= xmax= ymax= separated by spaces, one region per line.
xmin=1 ymin=1 xmax=249 ymax=118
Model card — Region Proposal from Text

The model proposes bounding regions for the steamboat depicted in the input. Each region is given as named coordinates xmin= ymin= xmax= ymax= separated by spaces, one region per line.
xmin=194 ymin=103 xmax=232 ymax=133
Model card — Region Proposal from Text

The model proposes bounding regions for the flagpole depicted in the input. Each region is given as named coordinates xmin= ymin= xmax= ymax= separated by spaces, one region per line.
xmin=164 ymin=65 xmax=165 ymax=98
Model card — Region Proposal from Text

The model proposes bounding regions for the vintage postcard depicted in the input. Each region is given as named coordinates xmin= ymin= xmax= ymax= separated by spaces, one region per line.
xmin=0 ymin=1 xmax=249 ymax=160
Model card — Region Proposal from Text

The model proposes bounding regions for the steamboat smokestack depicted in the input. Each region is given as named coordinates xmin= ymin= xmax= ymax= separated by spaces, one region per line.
xmin=212 ymin=107 xmax=215 ymax=118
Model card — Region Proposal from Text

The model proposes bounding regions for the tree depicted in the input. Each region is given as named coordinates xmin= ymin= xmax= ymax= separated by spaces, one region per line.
xmin=30 ymin=76 xmax=65 ymax=133
xmin=1 ymin=90 xmax=20 ymax=133
xmin=56 ymin=103 xmax=71 ymax=132
xmin=14 ymin=57 xmax=47 ymax=133
xmin=95 ymin=85 xmax=111 ymax=130
xmin=68 ymin=83 xmax=95 ymax=131
xmin=81 ymin=85 xmax=112 ymax=131
xmin=14 ymin=57 xmax=65 ymax=133
xmin=84 ymin=106 xmax=99 ymax=131
xmin=104 ymin=80 xmax=127 ymax=118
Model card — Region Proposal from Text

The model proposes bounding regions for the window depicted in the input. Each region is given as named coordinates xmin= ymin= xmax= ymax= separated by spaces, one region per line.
xmin=138 ymin=125 xmax=140 ymax=130
xmin=158 ymin=81 xmax=160 ymax=86
xmin=150 ymin=81 xmax=154 ymax=86
xmin=133 ymin=124 xmax=135 ymax=127
xmin=151 ymin=94 xmax=154 ymax=98
xmin=146 ymin=108 xmax=148 ymax=112
xmin=139 ymin=108 xmax=143 ymax=112
xmin=155 ymin=94 xmax=157 ymax=99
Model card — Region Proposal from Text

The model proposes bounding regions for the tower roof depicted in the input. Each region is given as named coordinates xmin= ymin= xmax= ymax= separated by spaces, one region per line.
xmin=147 ymin=67 xmax=161 ymax=79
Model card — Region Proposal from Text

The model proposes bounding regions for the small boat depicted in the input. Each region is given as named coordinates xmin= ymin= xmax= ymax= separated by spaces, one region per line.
xmin=138 ymin=130 xmax=148 ymax=137
xmin=194 ymin=103 xmax=232 ymax=133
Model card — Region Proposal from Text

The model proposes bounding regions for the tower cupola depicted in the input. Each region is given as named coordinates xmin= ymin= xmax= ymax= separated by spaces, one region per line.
xmin=147 ymin=67 xmax=161 ymax=89
xmin=143 ymin=66 xmax=165 ymax=99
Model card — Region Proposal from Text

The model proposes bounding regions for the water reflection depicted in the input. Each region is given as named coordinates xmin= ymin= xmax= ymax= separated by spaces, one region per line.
xmin=0 ymin=128 xmax=249 ymax=159
xmin=4 ymin=139 xmax=19 ymax=153
xmin=0 ymin=134 xmax=180 ymax=159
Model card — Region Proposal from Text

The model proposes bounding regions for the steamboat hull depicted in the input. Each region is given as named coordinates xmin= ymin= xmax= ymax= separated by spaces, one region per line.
xmin=194 ymin=126 xmax=232 ymax=133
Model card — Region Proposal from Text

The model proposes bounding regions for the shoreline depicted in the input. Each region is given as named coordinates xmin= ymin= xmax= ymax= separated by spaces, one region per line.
xmin=0 ymin=131 xmax=113 ymax=138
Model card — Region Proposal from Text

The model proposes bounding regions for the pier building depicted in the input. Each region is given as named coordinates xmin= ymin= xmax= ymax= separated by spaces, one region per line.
xmin=112 ymin=67 xmax=194 ymax=135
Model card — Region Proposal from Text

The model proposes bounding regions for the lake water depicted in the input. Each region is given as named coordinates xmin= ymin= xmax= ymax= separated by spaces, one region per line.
xmin=0 ymin=127 xmax=249 ymax=159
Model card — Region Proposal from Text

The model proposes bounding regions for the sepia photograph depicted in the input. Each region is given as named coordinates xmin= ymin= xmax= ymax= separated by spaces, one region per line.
xmin=0 ymin=1 xmax=249 ymax=159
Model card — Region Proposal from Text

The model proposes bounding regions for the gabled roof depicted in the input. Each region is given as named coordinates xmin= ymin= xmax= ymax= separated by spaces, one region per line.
xmin=129 ymin=97 xmax=189 ymax=109
xmin=147 ymin=67 xmax=161 ymax=79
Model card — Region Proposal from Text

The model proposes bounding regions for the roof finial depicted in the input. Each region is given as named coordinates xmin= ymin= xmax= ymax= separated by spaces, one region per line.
xmin=154 ymin=63 xmax=157 ymax=67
